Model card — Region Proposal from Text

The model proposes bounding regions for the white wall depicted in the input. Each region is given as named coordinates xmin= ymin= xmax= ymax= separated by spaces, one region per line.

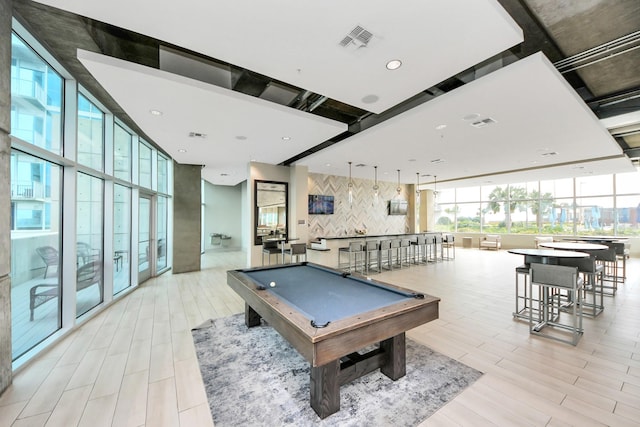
xmin=203 ymin=181 xmax=242 ymax=251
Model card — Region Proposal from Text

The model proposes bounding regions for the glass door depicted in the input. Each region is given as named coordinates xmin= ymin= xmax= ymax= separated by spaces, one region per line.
xmin=138 ymin=194 xmax=153 ymax=283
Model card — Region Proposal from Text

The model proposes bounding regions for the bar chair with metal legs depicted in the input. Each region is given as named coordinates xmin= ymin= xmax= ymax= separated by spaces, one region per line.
xmin=529 ymin=263 xmax=584 ymax=346
xmin=364 ymin=240 xmax=381 ymax=274
xmin=559 ymin=255 xmax=604 ymax=317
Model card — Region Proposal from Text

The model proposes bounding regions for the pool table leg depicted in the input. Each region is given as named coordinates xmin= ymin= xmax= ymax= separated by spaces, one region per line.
xmin=245 ymin=303 xmax=261 ymax=327
xmin=310 ymin=360 xmax=340 ymax=419
xmin=380 ymin=333 xmax=406 ymax=380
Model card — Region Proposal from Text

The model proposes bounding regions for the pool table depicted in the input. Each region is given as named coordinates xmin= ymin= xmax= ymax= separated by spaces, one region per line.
xmin=227 ymin=262 xmax=440 ymax=419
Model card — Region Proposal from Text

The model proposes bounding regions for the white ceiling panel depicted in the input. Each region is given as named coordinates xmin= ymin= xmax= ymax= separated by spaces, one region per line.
xmin=35 ymin=0 xmax=523 ymax=113
xmin=296 ymin=52 xmax=634 ymax=185
xmin=77 ymin=50 xmax=347 ymax=185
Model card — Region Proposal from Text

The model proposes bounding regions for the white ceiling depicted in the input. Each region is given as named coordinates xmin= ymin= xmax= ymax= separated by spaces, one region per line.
xmin=37 ymin=0 xmax=635 ymax=187
xmin=77 ymin=50 xmax=347 ymax=185
xmin=34 ymin=0 xmax=523 ymax=113
xmin=296 ymin=52 xmax=634 ymax=189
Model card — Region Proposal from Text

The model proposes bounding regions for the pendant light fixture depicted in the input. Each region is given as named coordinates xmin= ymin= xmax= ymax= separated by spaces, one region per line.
xmin=348 ymin=161 xmax=354 ymax=207
xmin=396 ymin=169 xmax=402 ymax=198
xmin=433 ymin=175 xmax=439 ymax=209
xmin=416 ymin=172 xmax=420 ymax=198
xmin=373 ymin=166 xmax=380 ymax=203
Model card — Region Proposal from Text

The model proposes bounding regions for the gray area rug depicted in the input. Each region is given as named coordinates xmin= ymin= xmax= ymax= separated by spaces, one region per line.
xmin=192 ymin=314 xmax=482 ymax=426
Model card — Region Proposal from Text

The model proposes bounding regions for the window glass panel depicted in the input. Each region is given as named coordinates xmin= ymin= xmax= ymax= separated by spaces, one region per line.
xmin=436 ymin=188 xmax=454 ymax=204
xmin=510 ymin=200 xmax=539 ymax=234
xmin=157 ymin=196 xmax=168 ymax=271
xmin=575 ymin=196 xmax=614 ymax=235
xmin=139 ymin=142 xmax=152 ymax=189
xmin=576 ymin=175 xmax=613 ymax=197
xmin=114 ymin=124 xmax=132 ymax=181
xmin=138 ymin=197 xmax=151 ymax=274
xmin=456 ymin=186 xmax=480 ymax=202
xmin=615 ymin=170 xmax=640 ymax=195
xmin=77 ymin=93 xmax=104 ymax=171
xmin=76 ymin=173 xmax=104 ymax=317
xmin=434 ymin=203 xmax=455 ymax=232
xmin=10 ymin=151 xmax=62 ymax=360
xmin=540 ymin=178 xmax=573 ymax=198
xmin=157 ymin=155 xmax=168 ymax=194
xmin=456 ymin=203 xmax=481 ymax=232
xmin=114 ymin=184 xmax=131 ymax=294
xmin=615 ymin=195 xmax=640 ymax=236
xmin=10 ymin=33 xmax=63 ymax=154
xmin=547 ymin=198 xmax=574 ymax=235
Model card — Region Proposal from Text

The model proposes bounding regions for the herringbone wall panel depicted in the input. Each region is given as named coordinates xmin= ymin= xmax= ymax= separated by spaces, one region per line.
xmin=308 ymin=173 xmax=410 ymax=239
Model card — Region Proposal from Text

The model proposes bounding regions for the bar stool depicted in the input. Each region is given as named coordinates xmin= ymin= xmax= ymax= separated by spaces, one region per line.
xmin=379 ymin=240 xmax=394 ymax=271
xmin=514 ymin=264 xmax=535 ymax=320
xmin=559 ymin=255 xmax=604 ymax=317
xmin=442 ymin=234 xmax=455 ymax=260
xmin=432 ymin=234 xmax=443 ymax=262
xmin=413 ymin=235 xmax=428 ymax=264
xmin=390 ymin=239 xmax=401 ymax=267
xmin=284 ymin=243 xmax=307 ymax=263
xmin=399 ymin=239 xmax=412 ymax=268
xmin=586 ymin=247 xmax=618 ymax=296
xmin=339 ymin=241 xmax=364 ymax=273
xmin=261 ymin=240 xmax=280 ymax=265
xmin=529 ymin=263 xmax=584 ymax=346
xmin=364 ymin=241 xmax=380 ymax=274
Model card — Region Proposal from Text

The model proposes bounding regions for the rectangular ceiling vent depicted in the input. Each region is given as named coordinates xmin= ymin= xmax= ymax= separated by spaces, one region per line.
xmin=355 ymin=163 xmax=367 ymax=167
xmin=188 ymin=132 xmax=207 ymax=138
xmin=470 ymin=118 xmax=497 ymax=128
xmin=339 ymin=26 xmax=373 ymax=48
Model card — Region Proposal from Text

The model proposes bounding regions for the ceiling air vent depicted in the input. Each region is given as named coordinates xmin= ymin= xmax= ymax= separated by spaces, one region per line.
xmin=339 ymin=26 xmax=373 ymax=48
xmin=540 ymin=151 xmax=558 ymax=157
xmin=189 ymin=132 xmax=207 ymax=138
xmin=470 ymin=118 xmax=497 ymax=128
xmin=355 ymin=163 xmax=367 ymax=167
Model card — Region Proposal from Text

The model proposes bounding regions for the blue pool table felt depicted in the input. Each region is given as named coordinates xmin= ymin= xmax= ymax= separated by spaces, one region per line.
xmin=243 ymin=264 xmax=418 ymax=327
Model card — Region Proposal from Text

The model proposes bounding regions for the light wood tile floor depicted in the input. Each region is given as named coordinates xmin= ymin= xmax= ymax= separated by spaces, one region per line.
xmin=1 ymin=248 xmax=638 ymax=426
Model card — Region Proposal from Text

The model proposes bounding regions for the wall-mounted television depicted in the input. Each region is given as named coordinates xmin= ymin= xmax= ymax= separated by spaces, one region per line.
xmin=308 ymin=195 xmax=334 ymax=215
xmin=388 ymin=199 xmax=408 ymax=215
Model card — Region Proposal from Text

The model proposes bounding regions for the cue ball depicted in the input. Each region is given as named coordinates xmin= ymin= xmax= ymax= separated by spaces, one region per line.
xmin=269 ymin=281 xmax=276 ymax=287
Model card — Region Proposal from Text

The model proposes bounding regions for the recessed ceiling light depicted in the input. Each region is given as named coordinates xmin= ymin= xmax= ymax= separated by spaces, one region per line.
xmin=462 ymin=113 xmax=480 ymax=121
xmin=325 ymin=163 xmax=331 ymax=167
xmin=435 ymin=124 xmax=447 ymax=130
xmin=362 ymin=94 xmax=379 ymax=104
xmin=178 ymin=149 xmax=186 ymax=153
xmin=282 ymin=136 xmax=291 ymax=141
xmin=408 ymin=159 xmax=416 ymax=162
xmin=386 ymin=59 xmax=402 ymax=70
xmin=149 ymin=109 xmax=163 ymax=116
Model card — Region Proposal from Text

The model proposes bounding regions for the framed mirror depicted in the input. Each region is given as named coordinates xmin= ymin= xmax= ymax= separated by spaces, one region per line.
xmin=254 ymin=180 xmax=288 ymax=245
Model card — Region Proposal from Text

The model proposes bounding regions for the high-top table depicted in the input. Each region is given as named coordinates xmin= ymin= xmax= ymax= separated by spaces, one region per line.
xmin=508 ymin=249 xmax=590 ymax=321
xmin=538 ymin=241 xmax=608 ymax=251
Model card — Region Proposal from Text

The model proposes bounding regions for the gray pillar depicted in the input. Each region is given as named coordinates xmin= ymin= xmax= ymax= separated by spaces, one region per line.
xmin=172 ymin=162 xmax=201 ymax=273
xmin=0 ymin=0 xmax=13 ymax=394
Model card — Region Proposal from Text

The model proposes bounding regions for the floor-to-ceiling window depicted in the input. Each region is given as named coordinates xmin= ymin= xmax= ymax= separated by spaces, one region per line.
xmin=9 ymin=152 xmax=62 ymax=359
xmin=113 ymin=184 xmax=131 ymax=294
xmin=9 ymin=23 xmax=173 ymax=365
xmin=76 ymin=173 xmax=104 ymax=317
xmin=9 ymin=30 xmax=65 ymax=360
xmin=10 ymin=33 xmax=62 ymax=155
xmin=440 ymin=171 xmax=640 ymax=236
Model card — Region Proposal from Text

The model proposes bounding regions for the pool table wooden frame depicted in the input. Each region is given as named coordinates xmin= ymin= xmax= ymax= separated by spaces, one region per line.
xmin=227 ymin=262 xmax=440 ymax=419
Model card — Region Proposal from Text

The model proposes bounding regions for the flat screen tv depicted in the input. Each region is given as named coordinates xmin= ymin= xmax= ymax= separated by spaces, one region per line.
xmin=388 ymin=199 xmax=408 ymax=215
xmin=308 ymin=195 xmax=334 ymax=215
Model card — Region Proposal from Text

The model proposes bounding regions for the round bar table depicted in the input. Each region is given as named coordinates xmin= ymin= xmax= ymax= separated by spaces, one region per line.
xmin=538 ymin=241 xmax=607 ymax=251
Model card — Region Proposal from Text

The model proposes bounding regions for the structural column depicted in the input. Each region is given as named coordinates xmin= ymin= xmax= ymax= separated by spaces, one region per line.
xmin=0 ymin=0 xmax=14 ymax=394
xmin=172 ymin=162 xmax=202 ymax=273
